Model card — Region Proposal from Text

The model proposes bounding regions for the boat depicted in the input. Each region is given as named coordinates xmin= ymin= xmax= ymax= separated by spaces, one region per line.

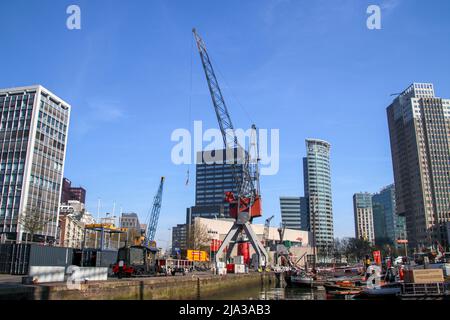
xmin=327 ymin=290 xmax=361 ymax=300
xmin=290 ymin=273 xmax=314 ymax=288
xmin=323 ymin=281 xmax=361 ymax=292
xmin=357 ymin=283 xmax=401 ymax=299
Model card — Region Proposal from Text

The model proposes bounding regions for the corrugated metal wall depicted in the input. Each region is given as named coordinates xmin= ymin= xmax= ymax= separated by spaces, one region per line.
xmin=0 ymin=244 xmax=30 ymax=275
xmin=29 ymin=245 xmax=73 ymax=267
xmin=0 ymin=244 xmax=74 ymax=275
xmin=96 ymin=250 xmax=117 ymax=267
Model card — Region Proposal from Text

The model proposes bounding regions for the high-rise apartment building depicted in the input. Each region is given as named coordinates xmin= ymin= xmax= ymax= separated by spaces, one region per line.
xmin=279 ymin=196 xmax=308 ymax=230
xmin=353 ymin=193 xmax=375 ymax=244
xmin=303 ymin=139 xmax=334 ymax=247
xmin=0 ymin=85 xmax=70 ymax=243
xmin=387 ymin=83 xmax=450 ymax=248
xmin=372 ymin=184 xmax=406 ymax=247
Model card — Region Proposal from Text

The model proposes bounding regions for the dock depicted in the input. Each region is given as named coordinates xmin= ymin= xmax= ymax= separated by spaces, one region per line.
xmin=0 ymin=272 xmax=275 ymax=300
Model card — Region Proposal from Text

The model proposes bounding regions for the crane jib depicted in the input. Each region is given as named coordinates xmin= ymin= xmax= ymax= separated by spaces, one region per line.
xmin=192 ymin=28 xmax=261 ymax=220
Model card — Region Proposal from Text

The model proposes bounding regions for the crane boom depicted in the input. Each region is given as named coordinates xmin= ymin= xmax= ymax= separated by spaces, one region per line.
xmin=146 ymin=177 xmax=165 ymax=243
xmin=192 ymin=28 xmax=268 ymax=270
xmin=192 ymin=28 xmax=260 ymax=219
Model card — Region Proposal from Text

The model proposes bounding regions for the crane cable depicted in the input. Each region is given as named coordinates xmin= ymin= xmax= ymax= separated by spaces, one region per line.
xmin=186 ymin=35 xmax=194 ymax=186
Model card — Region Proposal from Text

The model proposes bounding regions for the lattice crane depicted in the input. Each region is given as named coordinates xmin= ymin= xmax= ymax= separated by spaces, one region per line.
xmin=145 ymin=177 xmax=165 ymax=244
xmin=192 ymin=28 xmax=268 ymax=269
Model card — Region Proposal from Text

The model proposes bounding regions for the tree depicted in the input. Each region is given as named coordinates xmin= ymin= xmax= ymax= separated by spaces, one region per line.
xmin=187 ymin=220 xmax=211 ymax=251
xmin=19 ymin=207 xmax=54 ymax=243
xmin=334 ymin=237 xmax=350 ymax=263
xmin=345 ymin=238 xmax=374 ymax=262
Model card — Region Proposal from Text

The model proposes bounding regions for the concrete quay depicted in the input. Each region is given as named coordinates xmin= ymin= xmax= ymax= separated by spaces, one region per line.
xmin=0 ymin=272 xmax=275 ymax=300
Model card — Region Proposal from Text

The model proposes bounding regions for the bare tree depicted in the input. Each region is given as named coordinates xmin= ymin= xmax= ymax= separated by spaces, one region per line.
xmin=19 ymin=207 xmax=54 ymax=243
xmin=187 ymin=220 xmax=211 ymax=251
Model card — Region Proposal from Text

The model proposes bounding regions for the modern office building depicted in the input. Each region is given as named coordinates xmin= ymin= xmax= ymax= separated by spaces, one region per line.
xmin=387 ymin=83 xmax=450 ymax=248
xmin=0 ymin=85 xmax=71 ymax=243
xmin=353 ymin=193 xmax=375 ymax=244
xmin=303 ymin=139 xmax=334 ymax=247
xmin=171 ymin=223 xmax=188 ymax=255
xmin=280 ymin=196 xmax=308 ymax=230
xmin=372 ymin=184 xmax=407 ymax=247
xmin=61 ymin=177 xmax=86 ymax=204
xmin=191 ymin=148 xmax=245 ymax=221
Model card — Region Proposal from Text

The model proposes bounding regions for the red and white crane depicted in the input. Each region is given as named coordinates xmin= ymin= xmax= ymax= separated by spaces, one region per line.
xmin=192 ymin=28 xmax=268 ymax=269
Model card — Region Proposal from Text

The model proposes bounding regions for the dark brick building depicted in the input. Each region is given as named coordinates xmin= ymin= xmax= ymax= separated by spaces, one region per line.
xmin=61 ymin=178 xmax=86 ymax=204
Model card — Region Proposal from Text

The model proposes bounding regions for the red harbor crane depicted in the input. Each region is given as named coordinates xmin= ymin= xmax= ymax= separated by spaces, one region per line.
xmin=192 ymin=28 xmax=268 ymax=270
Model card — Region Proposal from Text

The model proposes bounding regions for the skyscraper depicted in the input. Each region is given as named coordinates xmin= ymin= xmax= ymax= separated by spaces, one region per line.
xmin=387 ymin=83 xmax=450 ymax=248
xmin=353 ymin=193 xmax=375 ymax=244
xmin=372 ymin=184 xmax=407 ymax=247
xmin=303 ymin=139 xmax=334 ymax=247
xmin=0 ymin=85 xmax=71 ymax=243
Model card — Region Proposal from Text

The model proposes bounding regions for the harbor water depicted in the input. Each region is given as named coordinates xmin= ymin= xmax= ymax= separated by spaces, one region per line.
xmin=204 ymin=283 xmax=328 ymax=300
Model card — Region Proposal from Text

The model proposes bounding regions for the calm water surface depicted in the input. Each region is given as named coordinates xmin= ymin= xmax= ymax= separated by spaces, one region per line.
xmin=204 ymin=283 xmax=328 ymax=300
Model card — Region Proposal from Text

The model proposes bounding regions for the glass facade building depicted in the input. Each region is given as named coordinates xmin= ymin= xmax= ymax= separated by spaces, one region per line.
xmin=387 ymin=83 xmax=450 ymax=248
xmin=303 ymin=139 xmax=334 ymax=247
xmin=372 ymin=184 xmax=406 ymax=247
xmin=0 ymin=85 xmax=70 ymax=243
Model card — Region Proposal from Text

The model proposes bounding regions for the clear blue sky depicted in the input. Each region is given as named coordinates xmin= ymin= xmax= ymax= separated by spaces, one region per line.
xmin=1 ymin=0 xmax=450 ymax=244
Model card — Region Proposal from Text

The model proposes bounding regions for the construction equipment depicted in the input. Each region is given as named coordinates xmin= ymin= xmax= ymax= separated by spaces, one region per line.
xmin=145 ymin=177 xmax=165 ymax=245
xmin=262 ymin=215 xmax=274 ymax=247
xmin=192 ymin=28 xmax=268 ymax=270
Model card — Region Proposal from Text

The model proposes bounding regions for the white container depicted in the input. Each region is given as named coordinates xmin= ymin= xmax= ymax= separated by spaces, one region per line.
xmin=218 ymin=267 xmax=227 ymax=275
xmin=234 ymin=264 xmax=246 ymax=274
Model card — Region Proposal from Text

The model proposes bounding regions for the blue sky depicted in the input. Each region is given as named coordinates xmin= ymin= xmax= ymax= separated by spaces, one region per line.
xmin=1 ymin=0 xmax=450 ymax=245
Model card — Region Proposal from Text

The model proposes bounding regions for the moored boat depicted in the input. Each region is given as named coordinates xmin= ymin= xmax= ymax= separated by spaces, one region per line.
xmin=291 ymin=274 xmax=314 ymax=288
xmin=356 ymin=283 xmax=401 ymax=299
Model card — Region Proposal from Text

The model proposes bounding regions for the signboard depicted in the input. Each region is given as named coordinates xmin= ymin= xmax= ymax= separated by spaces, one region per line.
xmin=397 ymin=239 xmax=408 ymax=244
xmin=187 ymin=250 xmax=209 ymax=262
xmin=373 ymin=250 xmax=381 ymax=265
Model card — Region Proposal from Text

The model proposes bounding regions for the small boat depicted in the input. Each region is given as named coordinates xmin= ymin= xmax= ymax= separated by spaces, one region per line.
xmin=357 ymin=284 xmax=401 ymax=299
xmin=290 ymin=273 xmax=314 ymax=288
xmin=323 ymin=281 xmax=360 ymax=292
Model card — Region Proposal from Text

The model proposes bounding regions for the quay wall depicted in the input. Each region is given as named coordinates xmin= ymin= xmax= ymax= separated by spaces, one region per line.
xmin=0 ymin=272 xmax=275 ymax=300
